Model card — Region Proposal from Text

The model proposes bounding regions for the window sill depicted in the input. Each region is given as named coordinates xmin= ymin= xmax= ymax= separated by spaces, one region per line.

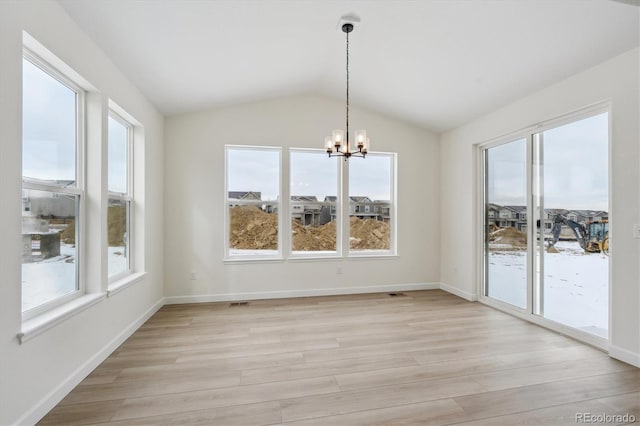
xmin=347 ymin=253 xmax=399 ymax=260
xmin=18 ymin=292 xmax=106 ymax=344
xmin=224 ymin=257 xmax=285 ymax=265
xmin=223 ymin=254 xmax=399 ymax=264
xmin=108 ymin=272 xmax=147 ymax=297
xmin=287 ymin=255 xmax=343 ymax=262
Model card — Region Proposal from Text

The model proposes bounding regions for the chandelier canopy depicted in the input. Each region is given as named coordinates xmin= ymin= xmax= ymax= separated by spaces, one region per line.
xmin=325 ymin=17 xmax=369 ymax=160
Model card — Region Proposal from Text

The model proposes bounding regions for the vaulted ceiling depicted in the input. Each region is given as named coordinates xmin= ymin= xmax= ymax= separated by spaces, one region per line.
xmin=59 ymin=0 xmax=639 ymax=133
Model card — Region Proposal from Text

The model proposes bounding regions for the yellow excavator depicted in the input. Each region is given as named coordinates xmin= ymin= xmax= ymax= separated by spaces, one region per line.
xmin=547 ymin=215 xmax=609 ymax=255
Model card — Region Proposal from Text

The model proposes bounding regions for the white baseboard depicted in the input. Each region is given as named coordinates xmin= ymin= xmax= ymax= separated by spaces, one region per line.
xmin=439 ymin=282 xmax=478 ymax=301
xmin=16 ymin=298 xmax=165 ymax=426
xmin=609 ymin=344 xmax=640 ymax=367
xmin=164 ymin=282 xmax=440 ymax=305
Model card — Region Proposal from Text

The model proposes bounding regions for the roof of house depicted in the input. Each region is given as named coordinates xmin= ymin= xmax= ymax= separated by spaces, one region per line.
xmin=291 ymin=196 xmax=318 ymax=202
xmin=228 ymin=191 xmax=261 ymax=200
xmin=504 ymin=205 xmax=527 ymax=213
xmin=323 ymin=196 xmax=373 ymax=203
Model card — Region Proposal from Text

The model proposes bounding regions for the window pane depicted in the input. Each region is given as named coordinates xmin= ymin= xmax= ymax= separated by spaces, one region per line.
xmin=108 ymin=198 xmax=129 ymax=277
xmin=290 ymin=151 xmax=337 ymax=253
xmin=227 ymin=148 xmax=280 ymax=255
xmin=22 ymin=189 xmax=78 ymax=311
xmin=22 ymin=58 xmax=77 ymax=184
xmin=108 ymin=116 xmax=128 ymax=194
xmin=348 ymin=154 xmax=392 ymax=251
xmin=484 ymin=139 xmax=528 ymax=309
xmin=536 ymin=113 xmax=609 ymax=337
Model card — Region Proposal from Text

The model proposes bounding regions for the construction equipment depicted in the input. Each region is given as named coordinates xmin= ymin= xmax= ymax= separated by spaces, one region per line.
xmin=547 ymin=215 xmax=609 ymax=255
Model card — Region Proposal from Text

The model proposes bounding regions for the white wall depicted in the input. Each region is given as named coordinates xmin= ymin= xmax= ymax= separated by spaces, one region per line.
xmin=440 ymin=48 xmax=640 ymax=364
xmin=0 ymin=2 xmax=164 ymax=424
xmin=164 ymin=94 xmax=440 ymax=301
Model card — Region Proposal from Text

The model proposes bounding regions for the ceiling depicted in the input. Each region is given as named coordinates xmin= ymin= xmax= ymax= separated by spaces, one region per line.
xmin=58 ymin=0 xmax=639 ymax=133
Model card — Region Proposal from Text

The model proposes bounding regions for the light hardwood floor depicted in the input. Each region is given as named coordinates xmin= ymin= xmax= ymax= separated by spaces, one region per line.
xmin=39 ymin=290 xmax=639 ymax=425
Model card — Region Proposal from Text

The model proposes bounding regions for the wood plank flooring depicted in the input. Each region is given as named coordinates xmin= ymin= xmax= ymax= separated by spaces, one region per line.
xmin=39 ymin=290 xmax=639 ymax=425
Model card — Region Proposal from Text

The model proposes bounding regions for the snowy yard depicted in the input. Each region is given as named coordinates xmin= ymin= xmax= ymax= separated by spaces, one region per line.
xmin=22 ymin=244 xmax=127 ymax=312
xmin=488 ymin=240 xmax=608 ymax=337
xmin=24 ymin=240 xmax=608 ymax=339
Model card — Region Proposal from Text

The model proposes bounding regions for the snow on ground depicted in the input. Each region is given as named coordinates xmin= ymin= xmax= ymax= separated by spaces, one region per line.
xmin=488 ymin=240 xmax=608 ymax=337
xmin=22 ymin=243 xmax=77 ymax=312
xmin=109 ymin=246 xmax=128 ymax=277
xmin=24 ymin=240 xmax=607 ymax=338
xmin=22 ymin=244 xmax=128 ymax=312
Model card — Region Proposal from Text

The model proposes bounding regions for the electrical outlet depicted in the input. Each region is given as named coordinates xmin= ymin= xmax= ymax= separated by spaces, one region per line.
xmin=190 ymin=271 xmax=198 ymax=280
xmin=337 ymin=266 xmax=343 ymax=275
xmin=634 ymin=224 xmax=640 ymax=239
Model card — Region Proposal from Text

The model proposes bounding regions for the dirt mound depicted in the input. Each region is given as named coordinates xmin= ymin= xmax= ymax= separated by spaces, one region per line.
xmin=60 ymin=219 xmax=75 ymax=244
xmin=230 ymin=206 xmax=390 ymax=251
xmin=230 ymin=205 xmax=278 ymax=249
xmin=489 ymin=227 xmax=526 ymax=249
xmin=292 ymin=220 xmax=336 ymax=251
xmin=108 ymin=205 xmax=127 ymax=246
xmin=349 ymin=217 xmax=390 ymax=250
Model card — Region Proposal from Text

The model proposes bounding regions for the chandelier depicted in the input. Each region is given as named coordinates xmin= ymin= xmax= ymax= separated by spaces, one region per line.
xmin=325 ymin=17 xmax=369 ymax=159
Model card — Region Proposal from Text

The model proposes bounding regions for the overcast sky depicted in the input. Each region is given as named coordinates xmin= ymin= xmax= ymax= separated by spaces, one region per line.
xmin=488 ymin=112 xmax=608 ymax=211
xmin=23 ymin=58 xmax=129 ymax=194
xmin=107 ymin=116 xmax=128 ymax=194
xmin=23 ymin=58 xmax=77 ymax=183
xmin=228 ymin=148 xmax=392 ymax=202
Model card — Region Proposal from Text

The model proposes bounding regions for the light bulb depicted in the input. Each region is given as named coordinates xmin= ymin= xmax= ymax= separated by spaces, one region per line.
xmin=325 ymin=136 xmax=333 ymax=153
xmin=355 ymin=130 xmax=366 ymax=148
xmin=332 ymin=129 xmax=344 ymax=147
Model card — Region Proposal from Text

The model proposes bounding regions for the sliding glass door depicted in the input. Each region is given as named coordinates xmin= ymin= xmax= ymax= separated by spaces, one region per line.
xmin=533 ymin=113 xmax=609 ymax=337
xmin=482 ymin=109 xmax=609 ymax=340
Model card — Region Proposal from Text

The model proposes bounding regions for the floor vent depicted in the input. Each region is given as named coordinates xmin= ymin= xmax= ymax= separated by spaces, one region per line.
xmin=229 ymin=301 xmax=249 ymax=307
xmin=388 ymin=293 xmax=406 ymax=297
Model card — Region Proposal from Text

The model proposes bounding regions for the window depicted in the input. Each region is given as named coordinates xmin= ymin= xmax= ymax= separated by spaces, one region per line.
xmin=290 ymin=150 xmax=338 ymax=255
xmin=224 ymin=147 xmax=396 ymax=260
xmin=226 ymin=146 xmax=281 ymax=258
xmin=22 ymin=52 xmax=84 ymax=315
xmin=108 ymin=113 xmax=132 ymax=280
xmin=348 ymin=153 xmax=394 ymax=253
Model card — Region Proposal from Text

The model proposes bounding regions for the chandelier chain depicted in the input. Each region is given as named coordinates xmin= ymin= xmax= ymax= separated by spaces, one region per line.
xmin=346 ymin=30 xmax=349 ymax=145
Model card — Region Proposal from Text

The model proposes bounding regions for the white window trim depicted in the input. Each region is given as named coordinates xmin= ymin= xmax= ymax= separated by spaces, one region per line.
xmin=19 ymin=293 xmax=106 ymax=344
xmin=224 ymin=145 xmax=283 ymax=260
xmin=347 ymin=151 xmax=398 ymax=257
xmin=21 ymin=50 xmax=87 ymax=321
xmin=107 ymin=110 xmax=134 ymax=283
xmin=288 ymin=148 xmax=341 ymax=259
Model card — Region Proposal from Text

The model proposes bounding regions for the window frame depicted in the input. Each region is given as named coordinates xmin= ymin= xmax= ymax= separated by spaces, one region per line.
xmin=21 ymin=49 xmax=86 ymax=320
xmin=107 ymin=110 xmax=134 ymax=282
xmin=476 ymin=102 xmax=612 ymax=350
xmin=288 ymin=148 xmax=342 ymax=259
xmin=224 ymin=145 xmax=283 ymax=260
xmin=346 ymin=151 xmax=398 ymax=257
